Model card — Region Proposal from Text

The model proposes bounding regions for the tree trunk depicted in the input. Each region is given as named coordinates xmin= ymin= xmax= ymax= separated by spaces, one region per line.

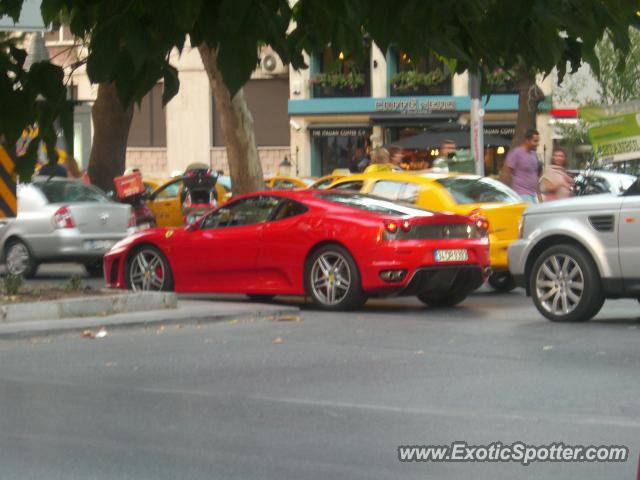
xmin=197 ymin=44 xmax=264 ymax=194
xmin=511 ymin=68 xmax=546 ymax=148
xmin=87 ymin=83 xmax=133 ymax=192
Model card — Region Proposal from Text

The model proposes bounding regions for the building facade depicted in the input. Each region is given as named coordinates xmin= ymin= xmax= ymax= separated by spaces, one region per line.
xmin=43 ymin=29 xmax=555 ymax=179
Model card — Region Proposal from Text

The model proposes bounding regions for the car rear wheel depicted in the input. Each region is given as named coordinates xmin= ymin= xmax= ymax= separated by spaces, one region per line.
xmin=84 ymin=261 xmax=104 ymax=278
xmin=305 ymin=245 xmax=366 ymax=310
xmin=5 ymin=239 xmax=38 ymax=278
xmin=126 ymin=246 xmax=174 ymax=292
xmin=488 ymin=271 xmax=516 ymax=292
xmin=530 ymin=244 xmax=604 ymax=322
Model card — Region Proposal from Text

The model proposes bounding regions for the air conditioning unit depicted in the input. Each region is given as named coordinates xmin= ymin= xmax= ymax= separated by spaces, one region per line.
xmin=259 ymin=48 xmax=288 ymax=76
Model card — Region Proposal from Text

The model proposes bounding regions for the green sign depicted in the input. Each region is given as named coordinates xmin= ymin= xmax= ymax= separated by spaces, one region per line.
xmin=579 ymin=100 xmax=640 ymax=163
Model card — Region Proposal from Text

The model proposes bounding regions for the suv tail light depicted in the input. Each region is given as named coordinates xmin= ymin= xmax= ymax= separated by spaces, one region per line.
xmin=469 ymin=208 xmax=489 ymax=234
xmin=52 ymin=206 xmax=75 ymax=229
xmin=183 ymin=192 xmax=192 ymax=208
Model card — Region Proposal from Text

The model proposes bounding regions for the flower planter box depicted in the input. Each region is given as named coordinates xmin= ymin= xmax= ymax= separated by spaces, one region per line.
xmin=312 ymin=83 xmax=370 ymax=98
xmin=390 ymin=82 xmax=452 ymax=97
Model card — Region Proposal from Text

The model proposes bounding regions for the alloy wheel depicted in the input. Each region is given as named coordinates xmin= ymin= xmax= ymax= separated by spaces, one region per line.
xmin=310 ymin=251 xmax=352 ymax=306
xmin=129 ymin=249 xmax=166 ymax=291
xmin=535 ymin=254 xmax=585 ymax=316
xmin=6 ymin=242 xmax=30 ymax=276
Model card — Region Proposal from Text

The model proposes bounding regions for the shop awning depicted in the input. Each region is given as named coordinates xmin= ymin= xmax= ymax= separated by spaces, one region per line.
xmin=388 ymin=128 xmax=510 ymax=149
xmin=371 ymin=113 xmax=458 ymax=126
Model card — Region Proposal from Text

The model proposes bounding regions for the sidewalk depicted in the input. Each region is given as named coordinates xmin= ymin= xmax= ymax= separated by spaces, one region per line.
xmin=0 ymin=295 xmax=301 ymax=340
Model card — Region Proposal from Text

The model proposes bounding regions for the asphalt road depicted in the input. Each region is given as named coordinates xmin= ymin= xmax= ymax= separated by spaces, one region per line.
xmin=1 ymin=272 xmax=639 ymax=479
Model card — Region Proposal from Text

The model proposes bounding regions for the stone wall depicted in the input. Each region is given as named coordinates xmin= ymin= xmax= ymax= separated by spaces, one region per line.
xmin=210 ymin=147 xmax=291 ymax=176
xmin=125 ymin=146 xmax=291 ymax=178
xmin=125 ymin=148 xmax=169 ymax=178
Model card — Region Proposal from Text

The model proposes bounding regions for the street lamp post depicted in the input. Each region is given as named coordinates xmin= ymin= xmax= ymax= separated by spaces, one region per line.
xmin=469 ymin=72 xmax=485 ymax=176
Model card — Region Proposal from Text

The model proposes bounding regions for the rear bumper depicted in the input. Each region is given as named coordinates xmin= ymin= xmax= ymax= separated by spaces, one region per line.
xmin=358 ymin=238 xmax=490 ymax=294
xmin=24 ymin=230 xmax=130 ymax=262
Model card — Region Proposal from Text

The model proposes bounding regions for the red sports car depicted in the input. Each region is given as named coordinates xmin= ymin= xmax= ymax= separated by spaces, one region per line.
xmin=104 ymin=190 xmax=490 ymax=310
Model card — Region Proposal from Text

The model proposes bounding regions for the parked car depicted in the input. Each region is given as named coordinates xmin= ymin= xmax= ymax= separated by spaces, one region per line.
xmin=570 ymin=170 xmax=637 ymax=196
xmin=145 ymin=174 xmax=227 ymax=227
xmin=1 ymin=177 xmax=136 ymax=277
xmin=508 ymin=177 xmax=640 ymax=322
xmin=328 ymin=171 xmax=527 ymax=291
xmin=264 ymin=176 xmax=315 ymax=189
xmin=104 ymin=190 xmax=491 ymax=310
xmin=307 ymin=169 xmax=351 ymax=189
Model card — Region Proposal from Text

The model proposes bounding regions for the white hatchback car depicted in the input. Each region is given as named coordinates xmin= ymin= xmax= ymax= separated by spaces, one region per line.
xmin=0 ymin=177 xmax=135 ymax=277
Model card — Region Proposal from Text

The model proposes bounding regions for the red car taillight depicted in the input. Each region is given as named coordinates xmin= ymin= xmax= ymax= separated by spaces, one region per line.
xmin=128 ymin=211 xmax=137 ymax=228
xmin=183 ymin=192 xmax=192 ymax=208
xmin=52 ymin=206 xmax=75 ymax=229
xmin=469 ymin=209 xmax=489 ymax=234
xmin=383 ymin=219 xmax=412 ymax=238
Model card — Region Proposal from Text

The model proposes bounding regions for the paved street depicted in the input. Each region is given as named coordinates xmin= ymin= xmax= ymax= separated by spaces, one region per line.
xmin=0 ymin=278 xmax=639 ymax=480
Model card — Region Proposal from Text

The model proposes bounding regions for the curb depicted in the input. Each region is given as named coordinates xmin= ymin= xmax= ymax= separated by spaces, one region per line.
xmin=0 ymin=292 xmax=178 ymax=323
xmin=0 ymin=302 xmax=301 ymax=340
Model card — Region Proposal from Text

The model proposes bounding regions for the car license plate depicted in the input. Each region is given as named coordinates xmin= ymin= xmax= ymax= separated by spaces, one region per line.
xmin=434 ymin=249 xmax=468 ymax=262
xmin=84 ymin=240 xmax=116 ymax=251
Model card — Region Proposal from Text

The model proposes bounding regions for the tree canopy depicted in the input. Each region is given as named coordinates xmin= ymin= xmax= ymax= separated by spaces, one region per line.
xmin=1 ymin=0 xmax=639 ymax=175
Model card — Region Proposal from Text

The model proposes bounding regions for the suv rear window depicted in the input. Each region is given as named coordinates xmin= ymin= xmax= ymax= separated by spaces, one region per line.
xmin=36 ymin=181 xmax=110 ymax=203
xmin=437 ymin=176 xmax=521 ymax=204
xmin=317 ymin=192 xmax=433 ymax=216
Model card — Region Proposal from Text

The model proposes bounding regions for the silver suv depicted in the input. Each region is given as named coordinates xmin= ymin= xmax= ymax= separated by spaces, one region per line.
xmin=508 ymin=177 xmax=640 ymax=322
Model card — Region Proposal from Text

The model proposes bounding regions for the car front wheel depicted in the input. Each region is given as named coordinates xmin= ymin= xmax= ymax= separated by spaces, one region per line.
xmin=126 ymin=246 xmax=174 ymax=292
xmin=530 ymin=244 xmax=604 ymax=322
xmin=305 ymin=245 xmax=366 ymax=310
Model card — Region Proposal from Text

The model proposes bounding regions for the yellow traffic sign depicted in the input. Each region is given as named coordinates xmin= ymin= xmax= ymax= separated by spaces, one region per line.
xmin=0 ymin=145 xmax=17 ymax=218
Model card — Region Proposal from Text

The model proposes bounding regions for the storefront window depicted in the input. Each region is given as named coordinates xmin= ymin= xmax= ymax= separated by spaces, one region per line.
xmin=390 ymin=51 xmax=452 ymax=96
xmin=311 ymin=128 xmax=372 ymax=174
xmin=311 ymin=43 xmax=371 ymax=98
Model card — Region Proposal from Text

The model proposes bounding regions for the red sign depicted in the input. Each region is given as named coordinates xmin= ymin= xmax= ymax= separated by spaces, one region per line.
xmin=114 ymin=172 xmax=144 ymax=199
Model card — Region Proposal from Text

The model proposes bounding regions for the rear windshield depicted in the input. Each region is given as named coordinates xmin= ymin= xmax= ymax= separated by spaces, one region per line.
xmin=317 ymin=192 xmax=433 ymax=216
xmin=437 ymin=176 xmax=521 ymax=204
xmin=36 ymin=181 xmax=111 ymax=203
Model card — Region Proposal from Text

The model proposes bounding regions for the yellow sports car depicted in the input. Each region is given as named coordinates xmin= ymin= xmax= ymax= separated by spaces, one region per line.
xmin=145 ymin=176 xmax=227 ymax=227
xmin=328 ymin=170 xmax=527 ymax=291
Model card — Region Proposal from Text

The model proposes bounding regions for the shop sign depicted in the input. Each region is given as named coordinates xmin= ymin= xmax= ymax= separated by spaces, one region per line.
xmin=580 ymin=100 xmax=640 ymax=163
xmin=484 ymin=127 xmax=515 ymax=137
xmin=311 ymin=128 xmax=370 ymax=138
xmin=374 ymin=98 xmax=456 ymax=114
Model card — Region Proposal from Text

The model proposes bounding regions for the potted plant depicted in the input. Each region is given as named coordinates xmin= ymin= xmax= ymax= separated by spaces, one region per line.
xmin=311 ymin=69 xmax=366 ymax=97
xmin=390 ymin=68 xmax=449 ymax=95
xmin=484 ymin=67 xmax=517 ymax=93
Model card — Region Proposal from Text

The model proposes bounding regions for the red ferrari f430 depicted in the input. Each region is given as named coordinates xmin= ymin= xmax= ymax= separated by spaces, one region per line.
xmin=104 ymin=190 xmax=490 ymax=310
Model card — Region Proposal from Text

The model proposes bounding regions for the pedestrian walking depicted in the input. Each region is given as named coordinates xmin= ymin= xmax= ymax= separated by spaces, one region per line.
xmin=538 ymin=147 xmax=574 ymax=201
xmin=500 ymin=129 xmax=541 ymax=203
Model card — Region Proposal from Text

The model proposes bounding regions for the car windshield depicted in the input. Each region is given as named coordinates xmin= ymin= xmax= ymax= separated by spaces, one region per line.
xmin=317 ymin=192 xmax=433 ymax=216
xmin=36 ymin=181 xmax=111 ymax=203
xmin=437 ymin=176 xmax=522 ymax=204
